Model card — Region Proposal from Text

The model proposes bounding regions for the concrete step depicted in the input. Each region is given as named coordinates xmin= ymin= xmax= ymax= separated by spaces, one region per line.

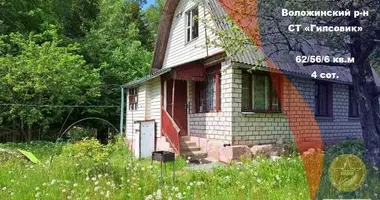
xmin=182 ymin=150 xmax=208 ymax=161
xmin=180 ymin=141 xmax=196 ymax=147
xmin=180 ymin=136 xmax=191 ymax=142
xmin=181 ymin=146 xmax=201 ymax=152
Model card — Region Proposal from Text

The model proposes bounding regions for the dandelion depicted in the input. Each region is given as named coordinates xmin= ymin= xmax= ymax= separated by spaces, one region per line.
xmin=35 ymin=192 xmax=41 ymax=198
xmin=176 ymin=192 xmax=183 ymax=199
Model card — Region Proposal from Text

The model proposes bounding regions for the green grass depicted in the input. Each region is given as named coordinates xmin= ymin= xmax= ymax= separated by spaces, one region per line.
xmin=0 ymin=139 xmax=378 ymax=200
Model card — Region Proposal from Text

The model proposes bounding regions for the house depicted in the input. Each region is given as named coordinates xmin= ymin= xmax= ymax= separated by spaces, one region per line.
xmin=121 ymin=0 xmax=380 ymax=161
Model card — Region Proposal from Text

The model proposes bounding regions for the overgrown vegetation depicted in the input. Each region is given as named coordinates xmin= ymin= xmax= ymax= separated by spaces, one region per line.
xmin=0 ymin=139 xmax=379 ymax=199
xmin=0 ymin=0 xmax=162 ymax=141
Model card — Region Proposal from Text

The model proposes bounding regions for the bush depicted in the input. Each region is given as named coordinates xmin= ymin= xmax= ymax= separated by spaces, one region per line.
xmin=61 ymin=138 xmax=111 ymax=174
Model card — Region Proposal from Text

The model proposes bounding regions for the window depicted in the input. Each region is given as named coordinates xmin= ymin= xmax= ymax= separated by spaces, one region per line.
xmin=128 ymin=88 xmax=138 ymax=110
xmin=186 ymin=7 xmax=199 ymax=43
xmin=315 ymin=81 xmax=333 ymax=117
xmin=195 ymin=67 xmax=221 ymax=113
xmin=349 ymin=86 xmax=359 ymax=117
xmin=241 ymin=72 xmax=282 ymax=112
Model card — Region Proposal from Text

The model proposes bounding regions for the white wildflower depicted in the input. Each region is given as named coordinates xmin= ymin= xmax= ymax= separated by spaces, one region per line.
xmin=35 ymin=192 xmax=41 ymax=198
xmin=145 ymin=195 xmax=153 ymax=200
xmin=2 ymin=187 xmax=7 ymax=191
xmin=176 ymin=192 xmax=183 ymax=199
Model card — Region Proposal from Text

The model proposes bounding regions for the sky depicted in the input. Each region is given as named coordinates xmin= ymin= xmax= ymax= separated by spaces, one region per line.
xmin=142 ymin=0 xmax=155 ymax=9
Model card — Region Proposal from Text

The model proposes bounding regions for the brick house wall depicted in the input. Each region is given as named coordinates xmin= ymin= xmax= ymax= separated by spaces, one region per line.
xmin=188 ymin=61 xmax=233 ymax=143
xmin=188 ymin=63 xmax=363 ymax=145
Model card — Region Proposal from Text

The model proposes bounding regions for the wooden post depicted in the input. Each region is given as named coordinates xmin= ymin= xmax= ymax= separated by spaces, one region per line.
xmin=172 ymin=79 xmax=176 ymax=118
xmin=215 ymin=73 xmax=221 ymax=112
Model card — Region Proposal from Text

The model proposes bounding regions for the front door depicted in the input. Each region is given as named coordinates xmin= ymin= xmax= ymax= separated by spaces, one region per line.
xmin=166 ymin=80 xmax=188 ymax=136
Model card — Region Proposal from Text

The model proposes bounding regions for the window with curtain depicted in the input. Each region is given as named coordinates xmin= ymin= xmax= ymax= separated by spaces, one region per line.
xmin=241 ymin=72 xmax=282 ymax=112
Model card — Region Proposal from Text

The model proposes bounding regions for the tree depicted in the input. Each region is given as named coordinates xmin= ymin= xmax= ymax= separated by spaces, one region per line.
xmin=80 ymin=0 xmax=151 ymax=127
xmin=0 ymin=27 xmax=101 ymax=141
xmin=0 ymin=0 xmax=58 ymax=35
xmin=212 ymin=0 xmax=380 ymax=166
xmin=143 ymin=0 xmax=165 ymax=50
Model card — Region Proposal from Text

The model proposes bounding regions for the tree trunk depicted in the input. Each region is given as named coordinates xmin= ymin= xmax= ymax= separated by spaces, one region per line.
xmin=27 ymin=125 xmax=32 ymax=142
xmin=351 ymin=60 xmax=380 ymax=166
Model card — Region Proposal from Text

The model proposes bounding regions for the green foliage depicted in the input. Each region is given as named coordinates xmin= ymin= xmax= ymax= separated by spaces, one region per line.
xmin=62 ymin=138 xmax=110 ymax=164
xmin=143 ymin=0 xmax=165 ymax=50
xmin=202 ymin=15 xmax=255 ymax=58
xmin=66 ymin=126 xmax=94 ymax=142
xmin=79 ymin=0 xmax=152 ymax=126
xmin=1 ymin=141 xmax=379 ymax=199
xmin=0 ymin=27 xmax=101 ymax=140
xmin=0 ymin=0 xmax=158 ymax=140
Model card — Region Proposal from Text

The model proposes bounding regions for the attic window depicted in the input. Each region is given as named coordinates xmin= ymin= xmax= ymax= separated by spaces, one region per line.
xmin=186 ymin=7 xmax=199 ymax=43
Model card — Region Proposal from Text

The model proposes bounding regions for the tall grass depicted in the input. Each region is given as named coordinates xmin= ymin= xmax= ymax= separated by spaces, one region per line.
xmin=0 ymin=139 xmax=378 ymax=200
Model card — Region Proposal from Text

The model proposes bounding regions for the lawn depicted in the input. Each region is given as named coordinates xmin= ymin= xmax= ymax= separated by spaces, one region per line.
xmin=0 ymin=138 xmax=378 ymax=200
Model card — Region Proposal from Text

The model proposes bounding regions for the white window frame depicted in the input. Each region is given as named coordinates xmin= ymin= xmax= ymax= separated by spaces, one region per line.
xmin=185 ymin=6 xmax=199 ymax=43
